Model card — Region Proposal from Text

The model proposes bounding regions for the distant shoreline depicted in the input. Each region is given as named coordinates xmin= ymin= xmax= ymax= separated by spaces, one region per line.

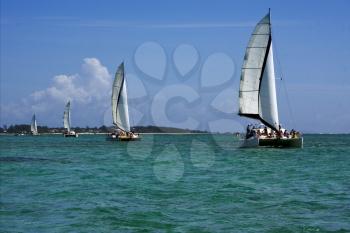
xmin=2 ymin=124 xmax=347 ymax=135
xmin=1 ymin=133 xmax=349 ymax=136
xmin=0 ymin=125 xmax=220 ymax=134
xmin=0 ymin=132 xmax=216 ymax=136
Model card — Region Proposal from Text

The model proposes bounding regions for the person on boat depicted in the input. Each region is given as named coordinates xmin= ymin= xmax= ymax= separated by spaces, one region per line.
xmin=245 ymin=124 xmax=252 ymax=139
xmin=131 ymin=130 xmax=136 ymax=137
xmin=284 ymin=130 xmax=289 ymax=138
xmin=290 ymin=129 xmax=296 ymax=138
xmin=263 ymin=126 xmax=268 ymax=136
xmin=252 ymin=130 xmax=257 ymax=137
xmin=246 ymin=124 xmax=251 ymax=133
xmin=256 ymin=130 xmax=261 ymax=138
xmin=275 ymin=125 xmax=281 ymax=138
xmin=271 ymin=130 xmax=276 ymax=138
xmin=279 ymin=130 xmax=283 ymax=138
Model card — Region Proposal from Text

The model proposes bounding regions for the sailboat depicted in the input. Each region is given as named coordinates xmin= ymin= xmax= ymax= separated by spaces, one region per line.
xmin=106 ymin=62 xmax=140 ymax=141
xmin=30 ymin=114 xmax=39 ymax=135
xmin=238 ymin=10 xmax=303 ymax=148
xmin=63 ymin=101 xmax=78 ymax=137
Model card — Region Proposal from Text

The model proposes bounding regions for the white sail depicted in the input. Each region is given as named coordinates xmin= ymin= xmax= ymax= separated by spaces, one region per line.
xmin=111 ymin=63 xmax=130 ymax=132
xmin=31 ymin=114 xmax=38 ymax=134
xmin=63 ymin=101 xmax=71 ymax=132
xmin=259 ymin=44 xmax=279 ymax=129
xmin=239 ymin=11 xmax=279 ymax=130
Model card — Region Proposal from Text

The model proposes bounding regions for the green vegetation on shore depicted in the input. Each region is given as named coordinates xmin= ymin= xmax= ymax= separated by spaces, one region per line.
xmin=0 ymin=125 xmax=209 ymax=134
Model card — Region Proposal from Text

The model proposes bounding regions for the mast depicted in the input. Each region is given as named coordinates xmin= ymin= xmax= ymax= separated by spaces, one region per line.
xmin=238 ymin=10 xmax=279 ymax=131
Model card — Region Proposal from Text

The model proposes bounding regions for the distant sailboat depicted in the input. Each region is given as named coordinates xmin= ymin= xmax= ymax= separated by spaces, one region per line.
xmin=238 ymin=10 xmax=303 ymax=148
xmin=107 ymin=62 xmax=140 ymax=141
xmin=30 ymin=114 xmax=39 ymax=135
xmin=63 ymin=101 xmax=78 ymax=137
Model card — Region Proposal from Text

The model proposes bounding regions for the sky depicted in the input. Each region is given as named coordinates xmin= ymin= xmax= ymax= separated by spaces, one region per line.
xmin=1 ymin=0 xmax=349 ymax=133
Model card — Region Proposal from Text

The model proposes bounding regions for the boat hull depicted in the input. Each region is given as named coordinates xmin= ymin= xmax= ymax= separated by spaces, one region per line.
xmin=240 ymin=137 xmax=303 ymax=148
xmin=259 ymin=137 xmax=303 ymax=148
xmin=64 ymin=133 xmax=78 ymax=138
xmin=118 ymin=135 xmax=141 ymax=141
xmin=106 ymin=134 xmax=141 ymax=141
xmin=239 ymin=137 xmax=259 ymax=148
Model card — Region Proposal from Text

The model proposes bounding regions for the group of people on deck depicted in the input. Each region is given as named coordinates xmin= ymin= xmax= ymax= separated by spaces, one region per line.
xmin=118 ymin=130 xmax=139 ymax=138
xmin=246 ymin=124 xmax=300 ymax=139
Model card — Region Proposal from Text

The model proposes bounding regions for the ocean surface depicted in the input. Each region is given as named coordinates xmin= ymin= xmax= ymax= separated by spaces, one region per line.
xmin=0 ymin=134 xmax=349 ymax=232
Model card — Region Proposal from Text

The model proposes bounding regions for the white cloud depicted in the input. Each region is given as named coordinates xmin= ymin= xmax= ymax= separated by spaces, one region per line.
xmin=1 ymin=58 xmax=113 ymax=126
xmin=82 ymin=58 xmax=111 ymax=100
xmin=30 ymin=58 xmax=111 ymax=106
xmin=31 ymin=74 xmax=89 ymax=104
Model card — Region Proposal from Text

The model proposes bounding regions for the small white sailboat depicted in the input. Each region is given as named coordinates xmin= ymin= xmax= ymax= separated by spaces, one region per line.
xmin=238 ymin=10 xmax=303 ymax=148
xmin=15 ymin=132 xmax=25 ymax=136
xmin=63 ymin=101 xmax=78 ymax=137
xmin=107 ymin=62 xmax=140 ymax=141
xmin=30 ymin=114 xmax=39 ymax=135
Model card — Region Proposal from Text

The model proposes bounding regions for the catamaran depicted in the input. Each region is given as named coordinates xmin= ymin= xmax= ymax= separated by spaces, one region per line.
xmin=238 ymin=10 xmax=303 ymax=148
xmin=63 ymin=101 xmax=78 ymax=137
xmin=107 ymin=62 xmax=140 ymax=141
xmin=30 ymin=114 xmax=39 ymax=135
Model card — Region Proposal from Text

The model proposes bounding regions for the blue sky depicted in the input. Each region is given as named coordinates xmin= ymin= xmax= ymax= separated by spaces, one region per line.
xmin=1 ymin=0 xmax=349 ymax=133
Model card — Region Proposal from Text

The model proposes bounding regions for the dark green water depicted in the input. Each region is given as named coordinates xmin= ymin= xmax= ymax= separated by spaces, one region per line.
xmin=0 ymin=134 xmax=349 ymax=232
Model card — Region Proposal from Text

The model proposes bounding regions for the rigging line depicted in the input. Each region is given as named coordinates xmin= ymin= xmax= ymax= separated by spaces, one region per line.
xmin=281 ymin=78 xmax=296 ymax=129
xmin=271 ymin=32 xmax=296 ymax=129
xmin=130 ymin=103 xmax=135 ymax=131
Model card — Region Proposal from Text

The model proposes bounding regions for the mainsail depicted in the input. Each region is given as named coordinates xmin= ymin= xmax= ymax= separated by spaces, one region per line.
xmin=111 ymin=62 xmax=130 ymax=132
xmin=238 ymin=10 xmax=279 ymax=130
xmin=63 ymin=101 xmax=71 ymax=132
xmin=31 ymin=114 xmax=38 ymax=134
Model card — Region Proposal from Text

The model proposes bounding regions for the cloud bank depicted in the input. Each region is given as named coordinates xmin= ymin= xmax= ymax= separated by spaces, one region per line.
xmin=1 ymin=58 xmax=113 ymax=127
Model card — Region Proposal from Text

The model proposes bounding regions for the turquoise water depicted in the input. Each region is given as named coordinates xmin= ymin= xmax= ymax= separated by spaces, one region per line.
xmin=0 ymin=134 xmax=349 ymax=232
